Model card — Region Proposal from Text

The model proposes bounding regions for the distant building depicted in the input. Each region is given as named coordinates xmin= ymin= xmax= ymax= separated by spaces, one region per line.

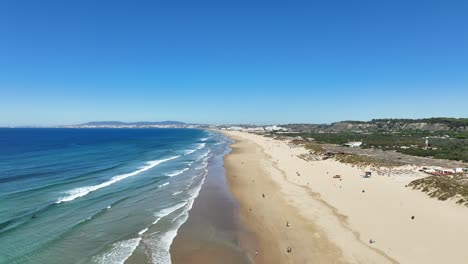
xmin=434 ymin=168 xmax=455 ymax=175
xmin=421 ymin=167 xmax=459 ymax=176
xmin=226 ymin=126 xmax=244 ymax=131
xmin=344 ymin=141 xmax=362 ymax=148
xmin=264 ymin=125 xmax=288 ymax=131
xmin=246 ymin=127 xmax=265 ymax=132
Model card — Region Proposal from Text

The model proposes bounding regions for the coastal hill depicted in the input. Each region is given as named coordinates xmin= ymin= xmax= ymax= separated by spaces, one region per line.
xmin=284 ymin=118 xmax=468 ymax=132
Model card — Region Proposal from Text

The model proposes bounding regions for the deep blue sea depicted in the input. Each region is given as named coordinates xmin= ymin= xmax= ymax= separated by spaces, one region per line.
xmin=0 ymin=128 xmax=229 ymax=264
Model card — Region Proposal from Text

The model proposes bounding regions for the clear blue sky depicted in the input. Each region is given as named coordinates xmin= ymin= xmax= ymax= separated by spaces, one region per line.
xmin=1 ymin=0 xmax=467 ymax=126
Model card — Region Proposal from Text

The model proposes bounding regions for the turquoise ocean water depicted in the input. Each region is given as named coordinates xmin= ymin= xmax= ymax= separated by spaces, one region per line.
xmin=0 ymin=128 xmax=229 ymax=264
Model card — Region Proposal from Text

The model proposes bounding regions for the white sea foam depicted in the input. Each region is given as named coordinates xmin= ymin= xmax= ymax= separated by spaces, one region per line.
xmin=158 ymin=182 xmax=169 ymax=188
xmin=171 ymin=191 xmax=182 ymax=196
xmin=138 ymin=228 xmax=149 ymax=236
xmin=146 ymin=176 xmax=205 ymax=264
xmin=93 ymin=237 xmax=141 ymax=264
xmin=94 ymin=201 xmax=189 ymax=264
xmin=195 ymin=149 xmax=210 ymax=162
xmin=184 ymin=149 xmax=196 ymax=155
xmin=184 ymin=143 xmax=206 ymax=155
xmin=187 ymin=173 xmax=207 ymax=198
xmin=194 ymin=150 xmax=211 ymax=170
xmin=56 ymin=156 xmax=180 ymax=203
xmin=166 ymin=167 xmax=189 ymax=177
xmin=200 ymin=137 xmax=209 ymax=141
xmin=145 ymin=221 xmax=184 ymax=264
xmin=152 ymin=202 xmax=187 ymax=225
xmin=94 ymin=144 xmax=210 ymax=264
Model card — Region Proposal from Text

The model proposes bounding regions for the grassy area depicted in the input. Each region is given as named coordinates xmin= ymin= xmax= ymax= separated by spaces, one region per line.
xmin=336 ymin=153 xmax=400 ymax=167
xmin=409 ymin=175 xmax=468 ymax=206
xmin=303 ymin=142 xmax=326 ymax=154
xmin=278 ymin=130 xmax=468 ymax=162
xmin=296 ymin=140 xmax=403 ymax=167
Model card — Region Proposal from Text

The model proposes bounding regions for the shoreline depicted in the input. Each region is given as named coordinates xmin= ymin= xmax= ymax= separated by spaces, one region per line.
xmin=222 ymin=130 xmax=468 ymax=263
xmin=170 ymin=134 xmax=254 ymax=264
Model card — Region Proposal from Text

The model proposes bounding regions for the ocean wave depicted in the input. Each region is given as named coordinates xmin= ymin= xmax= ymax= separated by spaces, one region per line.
xmin=146 ymin=208 xmax=190 ymax=264
xmin=165 ymin=167 xmax=189 ymax=177
xmin=158 ymin=182 xmax=170 ymax=188
xmin=193 ymin=150 xmax=211 ymax=170
xmin=138 ymin=228 xmax=149 ymax=236
xmin=152 ymin=202 xmax=187 ymax=225
xmin=187 ymin=172 xmax=207 ymax=198
xmin=56 ymin=156 xmax=180 ymax=204
xmin=146 ymin=176 xmax=205 ymax=264
xmin=0 ymin=202 xmax=59 ymax=234
xmin=200 ymin=137 xmax=209 ymax=142
xmin=194 ymin=149 xmax=211 ymax=163
xmin=183 ymin=143 xmax=206 ymax=155
xmin=93 ymin=237 xmax=141 ymax=264
xmin=91 ymin=202 xmax=187 ymax=264
xmin=93 ymin=160 xmax=208 ymax=264
xmin=171 ymin=191 xmax=182 ymax=196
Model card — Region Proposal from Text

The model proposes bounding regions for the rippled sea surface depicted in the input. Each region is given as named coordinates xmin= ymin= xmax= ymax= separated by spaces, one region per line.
xmin=0 ymin=128 xmax=229 ymax=264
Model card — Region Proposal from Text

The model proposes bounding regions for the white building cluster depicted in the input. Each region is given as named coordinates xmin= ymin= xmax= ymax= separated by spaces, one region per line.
xmin=420 ymin=167 xmax=467 ymax=176
xmin=222 ymin=125 xmax=289 ymax=132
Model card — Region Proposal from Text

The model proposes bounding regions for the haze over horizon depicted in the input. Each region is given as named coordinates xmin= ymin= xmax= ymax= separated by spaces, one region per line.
xmin=1 ymin=0 xmax=467 ymax=126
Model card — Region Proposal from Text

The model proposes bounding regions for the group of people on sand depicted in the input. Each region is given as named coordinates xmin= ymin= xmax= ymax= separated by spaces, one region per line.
xmin=240 ymin=160 xmax=296 ymax=258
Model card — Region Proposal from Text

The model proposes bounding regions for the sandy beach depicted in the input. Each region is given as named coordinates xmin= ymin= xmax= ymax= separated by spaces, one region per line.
xmin=222 ymin=130 xmax=468 ymax=264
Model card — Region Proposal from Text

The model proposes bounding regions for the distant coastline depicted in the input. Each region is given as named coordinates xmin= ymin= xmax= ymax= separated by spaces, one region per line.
xmin=0 ymin=121 xmax=200 ymax=129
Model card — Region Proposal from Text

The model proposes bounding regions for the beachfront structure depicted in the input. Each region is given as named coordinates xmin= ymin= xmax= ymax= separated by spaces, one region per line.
xmin=420 ymin=167 xmax=467 ymax=176
xmin=344 ymin=141 xmax=362 ymax=148
xmin=264 ymin=125 xmax=288 ymax=131
xmin=434 ymin=168 xmax=455 ymax=175
xmin=246 ymin=127 xmax=266 ymax=132
xmin=224 ymin=126 xmax=244 ymax=131
xmin=222 ymin=125 xmax=288 ymax=132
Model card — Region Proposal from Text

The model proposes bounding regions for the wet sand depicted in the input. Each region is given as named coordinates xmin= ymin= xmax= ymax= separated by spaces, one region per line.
xmin=170 ymin=144 xmax=255 ymax=264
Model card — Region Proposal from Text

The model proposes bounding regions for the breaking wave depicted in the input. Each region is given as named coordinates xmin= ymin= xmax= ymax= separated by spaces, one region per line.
xmin=56 ymin=156 xmax=180 ymax=203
